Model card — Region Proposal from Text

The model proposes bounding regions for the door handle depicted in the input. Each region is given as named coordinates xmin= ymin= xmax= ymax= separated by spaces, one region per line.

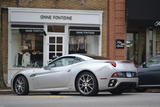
xmin=67 ymin=69 xmax=71 ymax=72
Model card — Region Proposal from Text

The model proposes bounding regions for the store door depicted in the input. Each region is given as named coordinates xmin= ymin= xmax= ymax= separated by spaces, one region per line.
xmin=146 ymin=29 xmax=156 ymax=61
xmin=127 ymin=32 xmax=146 ymax=66
xmin=48 ymin=35 xmax=65 ymax=62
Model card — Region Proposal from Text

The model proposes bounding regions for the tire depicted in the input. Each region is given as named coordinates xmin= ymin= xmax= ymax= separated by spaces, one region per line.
xmin=135 ymin=88 xmax=146 ymax=92
xmin=13 ymin=75 xmax=29 ymax=95
xmin=50 ymin=92 xmax=60 ymax=95
xmin=76 ymin=72 xmax=98 ymax=96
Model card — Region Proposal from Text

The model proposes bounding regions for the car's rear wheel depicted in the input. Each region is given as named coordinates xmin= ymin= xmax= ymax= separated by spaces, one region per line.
xmin=76 ymin=72 xmax=98 ymax=96
xmin=13 ymin=75 xmax=29 ymax=95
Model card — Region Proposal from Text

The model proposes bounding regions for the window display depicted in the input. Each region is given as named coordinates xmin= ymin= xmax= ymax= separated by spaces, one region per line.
xmin=69 ymin=26 xmax=100 ymax=56
xmin=11 ymin=28 xmax=44 ymax=68
xmin=69 ymin=35 xmax=99 ymax=55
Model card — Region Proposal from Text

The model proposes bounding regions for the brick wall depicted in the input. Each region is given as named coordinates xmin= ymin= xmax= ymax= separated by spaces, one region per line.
xmin=107 ymin=0 xmax=126 ymax=60
xmin=1 ymin=8 xmax=8 ymax=84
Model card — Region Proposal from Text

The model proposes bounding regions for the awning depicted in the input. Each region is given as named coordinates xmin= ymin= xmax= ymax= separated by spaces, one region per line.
xmin=127 ymin=0 xmax=160 ymax=28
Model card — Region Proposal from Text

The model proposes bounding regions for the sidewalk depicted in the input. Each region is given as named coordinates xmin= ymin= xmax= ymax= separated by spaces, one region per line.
xmin=0 ymin=88 xmax=12 ymax=95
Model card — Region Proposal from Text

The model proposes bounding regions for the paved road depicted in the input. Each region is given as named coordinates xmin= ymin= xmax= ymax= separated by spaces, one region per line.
xmin=0 ymin=92 xmax=160 ymax=107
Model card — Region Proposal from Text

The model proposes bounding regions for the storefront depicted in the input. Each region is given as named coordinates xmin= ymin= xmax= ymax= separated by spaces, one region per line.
xmin=8 ymin=8 xmax=103 ymax=85
xmin=127 ymin=0 xmax=160 ymax=65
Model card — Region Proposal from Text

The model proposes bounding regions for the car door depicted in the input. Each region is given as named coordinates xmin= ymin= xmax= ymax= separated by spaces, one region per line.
xmin=34 ymin=66 xmax=70 ymax=89
xmin=138 ymin=67 xmax=151 ymax=85
xmin=148 ymin=65 xmax=160 ymax=85
xmin=33 ymin=56 xmax=82 ymax=89
xmin=138 ymin=56 xmax=160 ymax=86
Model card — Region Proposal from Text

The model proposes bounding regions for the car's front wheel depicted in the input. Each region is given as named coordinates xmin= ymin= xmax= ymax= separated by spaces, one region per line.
xmin=13 ymin=75 xmax=29 ymax=95
xmin=76 ymin=72 xmax=98 ymax=96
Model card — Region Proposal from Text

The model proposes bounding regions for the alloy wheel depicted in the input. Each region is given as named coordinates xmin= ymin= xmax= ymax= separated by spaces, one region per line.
xmin=14 ymin=76 xmax=29 ymax=95
xmin=77 ymin=72 xmax=98 ymax=96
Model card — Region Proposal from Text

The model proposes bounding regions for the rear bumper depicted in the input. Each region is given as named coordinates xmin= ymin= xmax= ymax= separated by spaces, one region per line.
xmin=113 ymin=82 xmax=137 ymax=90
xmin=107 ymin=77 xmax=138 ymax=90
xmin=107 ymin=82 xmax=137 ymax=93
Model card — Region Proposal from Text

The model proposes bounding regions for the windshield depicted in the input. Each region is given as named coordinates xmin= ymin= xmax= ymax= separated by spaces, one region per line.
xmin=147 ymin=56 xmax=160 ymax=66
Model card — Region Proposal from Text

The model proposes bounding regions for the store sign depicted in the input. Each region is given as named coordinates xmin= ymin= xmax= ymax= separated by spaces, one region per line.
xmin=154 ymin=21 xmax=160 ymax=27
xmin=20 ymin=29 xmax=46 ymax=35
xmin=116 ymin=40 xmax=125 ymax=49
xmin=9 ymin=8 xmax=102 ymax=24
xmin=70 ymin=31 xmax=100 ymax=35
xmin=40 ymin=15 xmax=72 ymax=20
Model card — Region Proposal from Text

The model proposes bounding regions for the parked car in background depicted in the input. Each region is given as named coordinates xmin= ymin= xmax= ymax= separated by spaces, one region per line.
xmin=137 ymin=55 xmax=160 ymax=92
xmin=11 ymin=54 xmax=138 ymax=96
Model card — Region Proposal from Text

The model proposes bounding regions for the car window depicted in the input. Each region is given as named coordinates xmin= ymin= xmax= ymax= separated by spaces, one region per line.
xmin=147 ymin=56 xmax=160 ymax=67
xmin=48 ymin=57 xmax=84 ymax=67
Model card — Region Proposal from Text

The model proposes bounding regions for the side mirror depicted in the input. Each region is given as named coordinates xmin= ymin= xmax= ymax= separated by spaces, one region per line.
xmin=44 ymin=66 xmax=51 ymax=70
xmin=142 ymin=62 xmax=147 ymax=68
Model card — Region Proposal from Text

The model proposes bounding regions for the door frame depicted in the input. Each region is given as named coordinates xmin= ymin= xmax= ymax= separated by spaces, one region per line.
xmin=43 ymin=24 xmax=68 ymax=66
xmin=146 ymin=29 xmax=156 ymax=61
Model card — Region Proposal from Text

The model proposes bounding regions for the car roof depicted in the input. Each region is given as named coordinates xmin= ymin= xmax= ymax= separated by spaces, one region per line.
xmin=63 ymin=54 xmax=110 ymax=60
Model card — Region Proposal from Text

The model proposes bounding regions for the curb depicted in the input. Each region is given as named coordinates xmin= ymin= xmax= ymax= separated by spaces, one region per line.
xmin=0 ymin=89 xmax=12 ymax=95
xmin=147 ymin=89 xmax=160 ymax=93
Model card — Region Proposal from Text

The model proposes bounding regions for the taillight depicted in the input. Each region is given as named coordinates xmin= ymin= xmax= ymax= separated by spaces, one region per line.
xmin=112 ymin=72 xmax=125 ymax=78
xmin=112 ymin=72 xmax=119 ymax=77
xmin=106 ymin=61 xmax=116 ymax=67
xmin=111 ymin=72 xmax=138 ymax=78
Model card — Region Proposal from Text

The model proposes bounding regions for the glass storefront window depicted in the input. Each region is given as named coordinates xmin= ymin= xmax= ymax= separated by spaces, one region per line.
xmin=69 ymin=35 xmax=99 ymax=56
xmin=156 ymin=30 xmax=160 ymax=55
xmin=48 ymin=25 xmax=65 ymax=33
xmin=10 ymin=28 xmax=44 ymax=68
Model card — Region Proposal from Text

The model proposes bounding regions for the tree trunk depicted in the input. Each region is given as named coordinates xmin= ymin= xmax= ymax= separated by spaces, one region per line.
xmin=0 ymin=7 xmax=6 ymax=88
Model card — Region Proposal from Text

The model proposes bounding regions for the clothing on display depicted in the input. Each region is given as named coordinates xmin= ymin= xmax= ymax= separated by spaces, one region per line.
xmin=22 ymin=52 xmax=31 ymax=67
xmin=77 ymin=36 xmax=86 ymax=53
xmin=31 ymin=52 xmax=43 ymax=67
xmin=69 ymin=36 xmax=87 ymax=54
xmin=15 ymin=52 xmax=23 ymax=67
xmin=15 ymin=51 xmax=43 ymax=68
xmin=69 ymin=37 xmax=77 ymax=53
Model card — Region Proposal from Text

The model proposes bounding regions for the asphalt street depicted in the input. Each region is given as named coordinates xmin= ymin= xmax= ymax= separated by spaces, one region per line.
xmin=0 ymin=92 xmax=160 ymax=107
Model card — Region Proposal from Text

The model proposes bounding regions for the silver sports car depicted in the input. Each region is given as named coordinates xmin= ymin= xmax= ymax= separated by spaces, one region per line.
xmin=11 ymin=54 xmax=138 ymax=96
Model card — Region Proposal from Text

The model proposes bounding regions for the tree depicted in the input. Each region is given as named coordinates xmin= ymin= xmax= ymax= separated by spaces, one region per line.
xmin=0 ymin=7 xmax=6 ymax=88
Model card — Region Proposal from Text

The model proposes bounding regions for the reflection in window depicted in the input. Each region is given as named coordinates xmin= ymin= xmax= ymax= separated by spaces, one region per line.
xmin=48 ymin=57 xmax=84 ymax=67
xmin=147 ymin=56 xmax=160 ymax=66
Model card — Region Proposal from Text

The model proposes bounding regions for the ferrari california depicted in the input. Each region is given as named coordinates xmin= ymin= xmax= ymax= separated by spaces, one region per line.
xmin=11 ymin=54 xmax=138 ymax=96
